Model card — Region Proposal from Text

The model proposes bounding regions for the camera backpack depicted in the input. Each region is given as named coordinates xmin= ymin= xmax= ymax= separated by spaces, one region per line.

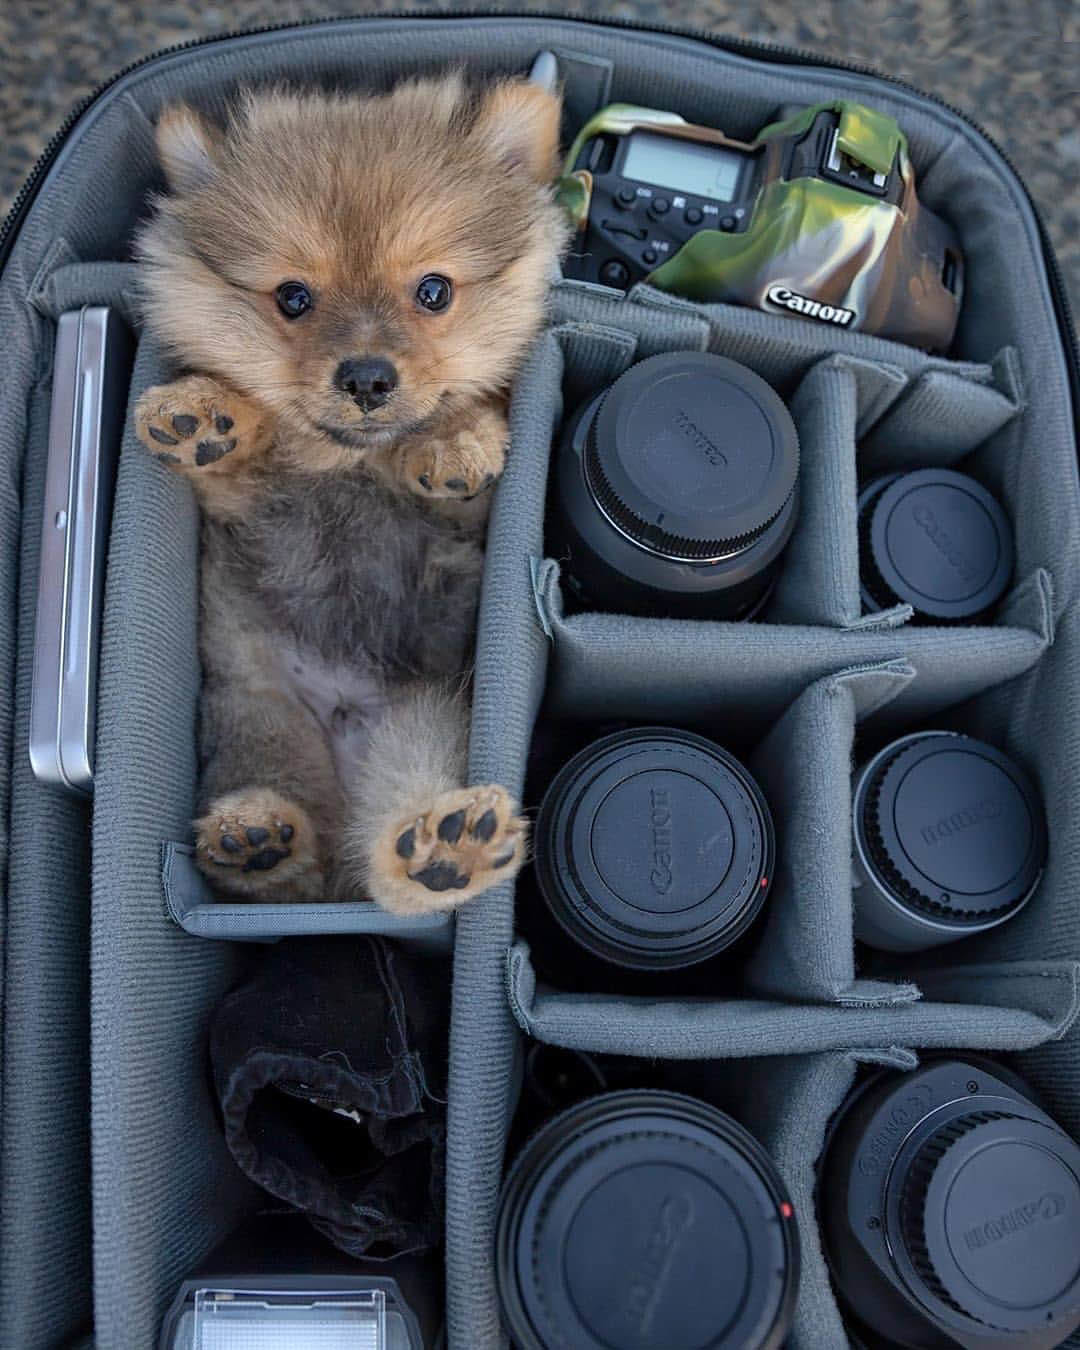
xmin=0 ymin=13 xmax=1077 ymax=1349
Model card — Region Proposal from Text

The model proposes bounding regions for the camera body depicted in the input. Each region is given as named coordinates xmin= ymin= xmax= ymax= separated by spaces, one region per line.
xmin=558 ymin=99 xmax=963 ymax=351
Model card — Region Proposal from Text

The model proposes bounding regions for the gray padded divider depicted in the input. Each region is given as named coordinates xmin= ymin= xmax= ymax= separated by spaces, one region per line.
xmin=628 ymin=283 xmax=1013 ymax=385
xmin=859 ymin=349 xmax=1022 ymax=462
xmin=539 ymin=558 xmax=1050 ymax=737
xmin=721 ymin=1047 xmax=917 ymax=1350
xmin=769 ymin=355 xmax=905 ymax=629
xmin=160 ymin=843 xmax=454 ymax=951
xmin=745 ymin=661 xmax=919 ymax=1005
xmin=507 ymin=942 xmax=1079 ymax=1058
xmin=446 ymin=328 xmax=563 ymax=1350
xmin=89 ymin=334 xmax=261 ymax=1349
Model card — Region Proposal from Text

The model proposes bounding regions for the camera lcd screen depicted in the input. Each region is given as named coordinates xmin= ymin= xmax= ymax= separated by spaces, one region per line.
xmin=622 ymin=131 xmax=744 ymax=201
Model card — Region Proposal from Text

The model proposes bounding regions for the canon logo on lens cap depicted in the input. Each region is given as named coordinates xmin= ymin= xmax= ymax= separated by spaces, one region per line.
xmin=911 ymin=502 xmax=981 ymax=585
xmin=919 ymin=796 xmax=1002 ymax=846
xmin=648 ymin=787 xmax=674 ymax=894
xmin=625 ymin=1192 xmax=695 ymax=1335
xmin=963 ymin=1192 xmax=1068 ymax=1251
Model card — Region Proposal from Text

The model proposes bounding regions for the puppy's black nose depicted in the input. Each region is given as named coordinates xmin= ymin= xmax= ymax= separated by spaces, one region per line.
xmin=334 ymin=357 xmax=398 ymax=411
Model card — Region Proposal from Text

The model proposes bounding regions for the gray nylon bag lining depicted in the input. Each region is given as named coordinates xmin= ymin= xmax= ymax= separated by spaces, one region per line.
xmin=0 ymin=16 xmax=1076 ymax=1350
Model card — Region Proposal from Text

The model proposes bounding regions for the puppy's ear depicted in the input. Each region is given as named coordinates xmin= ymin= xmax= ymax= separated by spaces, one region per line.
xmin=156 ymin=105 xmax=223 ymax=193
xmin=472 ymin=80 xmax=562 ymax=182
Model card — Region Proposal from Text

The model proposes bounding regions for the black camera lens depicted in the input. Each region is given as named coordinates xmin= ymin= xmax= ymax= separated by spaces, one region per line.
xmin=820 ymin=1059 xmax=1080 ymax=1350
xmin=533 ymin=727 xmax=775 ymax=973
xmin=497 ymin=1090 xmax=799 ymax=1350
xmin=852 ymin=731 xmax=1047 ymax=952
xmin=859 ymin=468 xmax=1014 ymax=622
xmin=552 ymin=352 xmax=800 ymax=618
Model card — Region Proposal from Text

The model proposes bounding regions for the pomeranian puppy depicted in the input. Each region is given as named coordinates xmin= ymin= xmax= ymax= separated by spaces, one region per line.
xmin=132 ymin=74 xmax=568 ymax=911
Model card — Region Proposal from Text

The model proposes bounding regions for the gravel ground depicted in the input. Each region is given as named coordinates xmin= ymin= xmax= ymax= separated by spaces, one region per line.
xmin=0 ymin=0 xmax=1076 ymax=309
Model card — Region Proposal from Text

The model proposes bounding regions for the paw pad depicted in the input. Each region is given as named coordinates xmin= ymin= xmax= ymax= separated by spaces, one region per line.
xmin=473 ymin=808 xmax=497 ymax=841
xmin=203 ymin=816 xmax=296 ymax=873
xmin=195 ymin=437 xmax=237 ymax=466
xmin=135 ymin=377 xmax=259 ymax=475
xmin=414 ymin=860 xmax=470 ymax=892
xmin=402 ymin=421 xmax=506 ymax=501
xmin=388 ymin=786 xmax=526 ymax=902
xmin=437 ymin=809 xmax=467 ymax=843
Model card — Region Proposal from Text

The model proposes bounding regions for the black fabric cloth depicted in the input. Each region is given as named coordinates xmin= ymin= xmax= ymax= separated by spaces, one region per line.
xmin=210 ymin=936 xmax=450 ymax=1259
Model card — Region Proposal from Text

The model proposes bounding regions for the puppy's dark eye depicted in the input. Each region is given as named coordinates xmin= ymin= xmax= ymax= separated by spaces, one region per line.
xmin=276 ymin=280 xmax=313 ymax=319
xmin=415 ymin=274 xmax=453 ymax=313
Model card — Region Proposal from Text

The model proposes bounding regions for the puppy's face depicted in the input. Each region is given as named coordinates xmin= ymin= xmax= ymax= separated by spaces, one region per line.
xmin=137 ymin=76 xmax=568 ymax=469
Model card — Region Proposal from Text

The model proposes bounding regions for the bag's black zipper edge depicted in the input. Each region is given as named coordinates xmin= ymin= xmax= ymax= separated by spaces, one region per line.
xmin=2 ymin=8 xmax=1076 ymax=438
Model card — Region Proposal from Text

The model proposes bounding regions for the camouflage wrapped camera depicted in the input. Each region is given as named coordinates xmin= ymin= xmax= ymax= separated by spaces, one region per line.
xmin=559 ymin=99 xmax=963 ymax=351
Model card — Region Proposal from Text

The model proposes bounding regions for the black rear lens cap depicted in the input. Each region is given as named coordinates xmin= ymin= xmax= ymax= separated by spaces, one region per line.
xmin=497 ymin=1091 xmax=799 ymax=1350
xmin=585 ymin=351 xmax=799 ymax=562
xmin=534 ymin=728 xmax=775 ymax=971
xmin=854 ymin=731 xmax=1047 ymax=951
xmin=859 ymin=468 xmax=1013 ymax=621
xmin=904 ymin=1112 xmax=1080 ymax=1330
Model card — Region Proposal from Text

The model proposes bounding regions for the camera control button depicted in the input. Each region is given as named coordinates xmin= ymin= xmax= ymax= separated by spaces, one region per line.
xmin=598 ymin=259 xmax=631 ymax=289
xmin=601 ymin=219 xmax=647 ymax=242
xmin=720 ymin=215 xmax=737 ymax=231
xmin=616 ymin=187 xmax=637 ymax=208
xmin=649 ymin=197 xmax=670 ymax=216
xmin=685 ymin=205 xmax=704 ymax=225
xmin=641 ymin=248 xmax=658 ymax=265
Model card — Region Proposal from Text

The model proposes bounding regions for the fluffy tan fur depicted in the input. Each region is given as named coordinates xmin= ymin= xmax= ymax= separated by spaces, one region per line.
xmin=138 ymin=76 xmax=564 ymax=477
xmin=133 ymin=74 xmax=567 ymax=911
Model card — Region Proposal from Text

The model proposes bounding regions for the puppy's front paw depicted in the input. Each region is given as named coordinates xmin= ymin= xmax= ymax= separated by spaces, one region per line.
xmin=195 ymin=786 xmax=323 ymax=900
xmin=403 ymin=419 xmax=507 ymax=500
xmin=135 ymin=376 xmax=269 ymax=473
xmin=370 ymin=785 xmax=526 ymax=914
